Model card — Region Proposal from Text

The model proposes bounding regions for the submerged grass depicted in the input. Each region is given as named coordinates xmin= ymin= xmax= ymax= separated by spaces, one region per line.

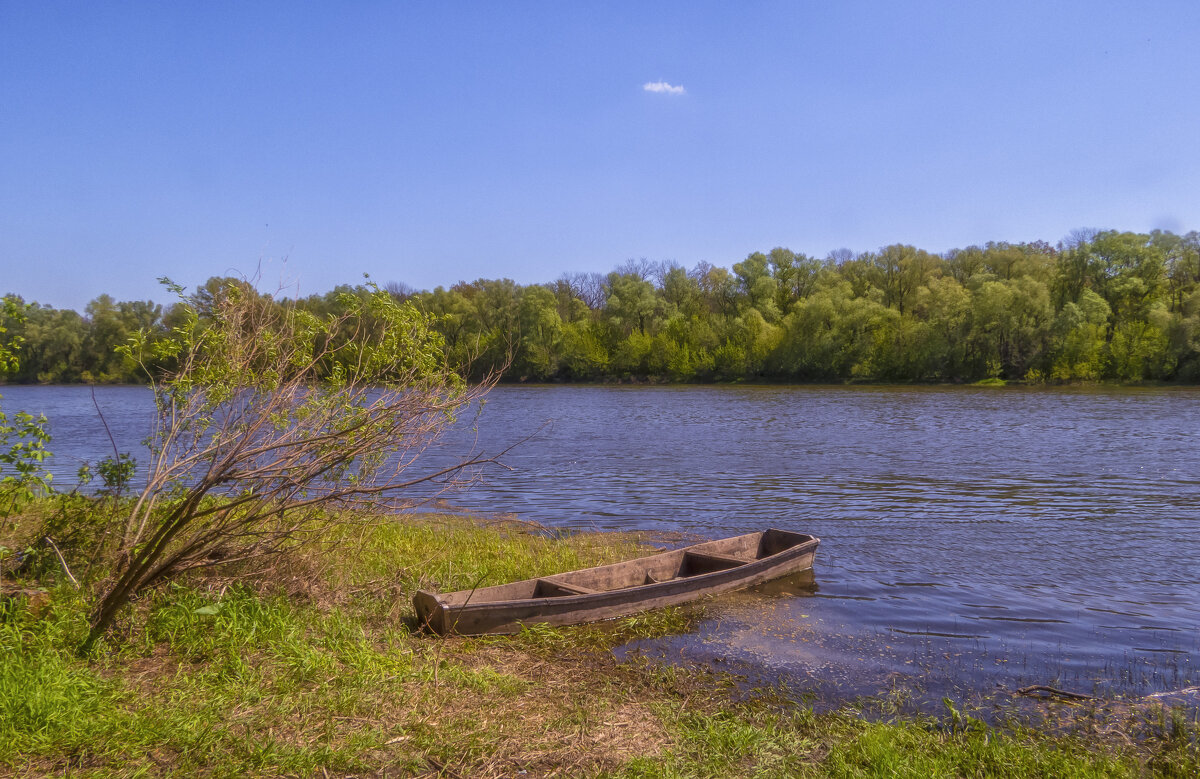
xmin=2 ymin=510 xmax=1197 ymax=777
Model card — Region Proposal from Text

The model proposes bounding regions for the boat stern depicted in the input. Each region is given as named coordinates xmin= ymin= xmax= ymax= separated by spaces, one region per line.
xmin=413 ymin=590 xmax=448 ymax=635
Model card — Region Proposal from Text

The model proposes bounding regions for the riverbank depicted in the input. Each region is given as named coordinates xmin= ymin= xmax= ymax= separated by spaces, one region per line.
xmin=2 ymin=512 xmax=1196 ymax=777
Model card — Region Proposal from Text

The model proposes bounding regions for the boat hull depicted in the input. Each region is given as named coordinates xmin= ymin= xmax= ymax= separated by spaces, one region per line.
xmin=413 ymin=528 xmax=819 ymax=636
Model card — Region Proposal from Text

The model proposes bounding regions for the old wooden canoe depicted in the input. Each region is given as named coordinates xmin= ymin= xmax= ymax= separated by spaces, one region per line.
xmin=413 ymin=528 xmax=819 ymax=636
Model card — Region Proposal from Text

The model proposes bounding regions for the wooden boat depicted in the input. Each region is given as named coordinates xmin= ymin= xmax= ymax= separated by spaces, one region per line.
xmin=413 ymin=528 xmax=819 ymax=636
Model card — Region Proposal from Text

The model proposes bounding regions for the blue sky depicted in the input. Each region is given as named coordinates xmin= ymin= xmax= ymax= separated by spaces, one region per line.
xmin=2 ymin=1 xmax=1198 ymax=311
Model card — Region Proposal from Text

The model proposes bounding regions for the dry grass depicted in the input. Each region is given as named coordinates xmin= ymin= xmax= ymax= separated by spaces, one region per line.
xmin=2 ymin=510 xmax=713 ymax=777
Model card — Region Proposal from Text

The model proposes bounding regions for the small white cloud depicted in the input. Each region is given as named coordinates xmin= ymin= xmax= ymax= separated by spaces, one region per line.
xmin=643 ymin=81 xmax=685 ymax=95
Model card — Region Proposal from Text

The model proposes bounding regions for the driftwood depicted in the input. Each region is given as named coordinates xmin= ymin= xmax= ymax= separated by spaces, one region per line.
xmin=1015 ymin=685 xmax=1097 ymax=701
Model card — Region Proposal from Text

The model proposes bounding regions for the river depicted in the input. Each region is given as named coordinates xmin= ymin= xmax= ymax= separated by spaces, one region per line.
xmin=4 ymin=383 xmax=1198 ymax=711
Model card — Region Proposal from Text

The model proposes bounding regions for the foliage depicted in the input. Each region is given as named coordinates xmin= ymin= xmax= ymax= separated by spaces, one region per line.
xmin=4 ymin=229 xmax=1200 ymax=384
xmin=0 ymin=295 xmax=53 ymax=520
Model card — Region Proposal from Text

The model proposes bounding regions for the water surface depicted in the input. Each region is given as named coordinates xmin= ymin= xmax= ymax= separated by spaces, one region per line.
xmin=5 ymin=383 xmax=1198 ymax=708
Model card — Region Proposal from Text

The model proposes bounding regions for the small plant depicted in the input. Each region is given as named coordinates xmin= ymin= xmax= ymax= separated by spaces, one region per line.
xmin=0 ymin=295 xmax=53 ymax=523
xmin=95 ymin=453 xmax=136 ymax=497
xmin=0 ymin=408 xmax=52 ymax=519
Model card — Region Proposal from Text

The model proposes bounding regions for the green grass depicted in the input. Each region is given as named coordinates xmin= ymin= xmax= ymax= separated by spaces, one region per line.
xmin=608 ymin=702 xmax=1196 ymax=779
xmin=1 ymin=510 xmax=1197 ymax=777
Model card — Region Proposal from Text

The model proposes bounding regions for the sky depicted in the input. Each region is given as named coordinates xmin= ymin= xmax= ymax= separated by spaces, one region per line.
xmin=2 ymin=1 xmax=1198 ymax=311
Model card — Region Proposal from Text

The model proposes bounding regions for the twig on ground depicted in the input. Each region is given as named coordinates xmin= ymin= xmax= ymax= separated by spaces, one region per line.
xmin=1015 ymin=685 xmax=1096 ymax=701
xmin=44 ymin=536 xmax=80 ymax=588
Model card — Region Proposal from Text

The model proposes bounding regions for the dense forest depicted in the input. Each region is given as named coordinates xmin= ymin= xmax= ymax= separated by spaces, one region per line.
xmin=3 ymin=229 xmax=1199 ymax=384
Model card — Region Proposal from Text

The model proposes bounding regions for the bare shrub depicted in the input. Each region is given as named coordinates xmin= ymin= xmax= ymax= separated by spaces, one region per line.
xmin=82 ymin=278 xmax=497 ymax=652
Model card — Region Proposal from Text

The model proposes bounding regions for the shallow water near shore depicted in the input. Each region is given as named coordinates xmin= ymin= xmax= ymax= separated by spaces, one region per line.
xmin=5 ymin=383 xmax=1200 ymax=713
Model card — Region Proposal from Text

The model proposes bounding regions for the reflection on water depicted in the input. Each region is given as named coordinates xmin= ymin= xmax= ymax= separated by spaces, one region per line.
xmin=4 ymin=383 xmax=1199 ymax=707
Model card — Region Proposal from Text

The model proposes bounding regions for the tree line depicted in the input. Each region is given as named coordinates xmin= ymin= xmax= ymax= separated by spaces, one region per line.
xmin=3 ymin=228 xmax=1200 ymax=384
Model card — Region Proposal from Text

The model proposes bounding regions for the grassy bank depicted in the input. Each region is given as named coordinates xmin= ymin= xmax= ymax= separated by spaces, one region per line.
xmin=2 ymin=512 xmax=1197 ymax=777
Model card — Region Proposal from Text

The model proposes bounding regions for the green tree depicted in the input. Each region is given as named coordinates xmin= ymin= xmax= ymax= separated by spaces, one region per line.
xmin=1092 ymin=231 xmax=1166 ymax=325
xmin=558 ymin=319 xmax=609 ymax=379
xmin=946 ymin=246 xmax=986 ymax=285
xmin=767 ymin=247 xmax=821 ymax=308
xmin=979 ymin=241 xmax=1055 ymax=283
xmin=771 ymin=278 xmax=897 ymax=380
xmin=693 ymin=263 xmax=740 ymax=320
xmin=417 ymin=286 xmax=484 ymax=372
xmin=1107 ymin=316 xmax=1171 ymax=380
xmin=22 ymin=305 xmax=87 ymax=383
xmin=967 ymin=277 xmax=1053 ymax=379
xmin=548 ymin=277 xmax=593 ymax=323
xmin=512 ymin=285 xmax=563 ymax=380
xmin=717 ymin=308 xmax=781 ymax=378
xmin=912 ymin=276 xmax=972 ymax=380
xmin=1050 ymin=289 xmax=1110 ymax=380
xmin=1165 ymin=286 xmax=1200 ymax=380
xmin=660 ymin=264 xmax=703 ymax=320
xmin=604 ymin=272 xmax=661 ymax=337
xmin=83 ymin=295 xmax=132 ymax=382
xmin=732 ymin=252 xmax=780 ymax=321
xmin=869 ymin=244 xmax=943 ymax=315
xmin=1153 ymin=230 xmax=1200 ymax=313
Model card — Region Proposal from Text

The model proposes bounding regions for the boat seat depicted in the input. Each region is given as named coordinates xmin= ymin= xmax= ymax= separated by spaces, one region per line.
xmin=682 ymin=551 xmax=747 ymax=573
xmin=534 ymin=579 xmax=599 ymax=597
